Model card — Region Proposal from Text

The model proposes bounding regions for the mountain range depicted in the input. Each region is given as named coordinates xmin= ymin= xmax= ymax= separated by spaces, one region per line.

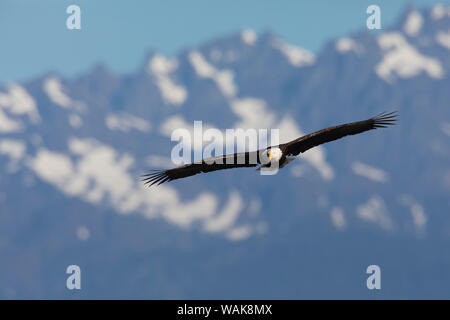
xmin=1 ymin=4 xmax=450 ymax=298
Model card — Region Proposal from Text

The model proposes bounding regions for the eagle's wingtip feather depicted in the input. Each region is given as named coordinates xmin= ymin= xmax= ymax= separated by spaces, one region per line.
xmin=372 ymin=111 xmax=398 ymax=128
xmin=141 ymin=170 xmax=170 ymax=187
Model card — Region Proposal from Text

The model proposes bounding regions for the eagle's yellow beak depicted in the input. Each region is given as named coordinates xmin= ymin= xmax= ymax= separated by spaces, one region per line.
xmin=268 ymin=152 xmax=273 ymax=160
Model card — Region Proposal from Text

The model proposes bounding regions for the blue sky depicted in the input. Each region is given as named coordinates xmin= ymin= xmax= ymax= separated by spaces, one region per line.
xmin=1 ymin=0 xmax=447 ymax=83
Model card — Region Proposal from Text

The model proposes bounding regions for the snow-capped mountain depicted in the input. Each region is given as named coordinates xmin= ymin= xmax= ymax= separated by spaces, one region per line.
xmin=1 ymin=5 xmax=450 ymax=299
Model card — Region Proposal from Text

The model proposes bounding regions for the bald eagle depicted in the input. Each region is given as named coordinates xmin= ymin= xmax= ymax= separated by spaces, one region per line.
xmin=142 ymin=112 xmax=397 ymax=186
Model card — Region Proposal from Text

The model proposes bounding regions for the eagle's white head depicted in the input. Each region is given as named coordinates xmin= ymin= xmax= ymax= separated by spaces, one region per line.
xmin=265 ymin=147 xmax=283 ymax=163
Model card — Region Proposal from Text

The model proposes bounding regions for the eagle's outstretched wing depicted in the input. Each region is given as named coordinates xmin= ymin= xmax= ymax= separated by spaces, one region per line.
xmin=142 ymin=151 xmax=260 ymax=186
xmin=281 ymin=111 xmax=397 ymax=156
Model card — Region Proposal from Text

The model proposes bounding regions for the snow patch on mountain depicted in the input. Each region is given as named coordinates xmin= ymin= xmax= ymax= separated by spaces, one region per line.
xmin=68 ymin=114 xmax=83 ymax=128
xmin=27 ymin=149 xmax=78 ymax=194
xmin=241 ymin=29 xmax=257 ymax=45
xmin=204 ymin=191 xmax=243 ymax=233
xmin=43 ymin=77 xmax=85 ymax=110
xmin=227 ymin=225 xmax=252 ymax=241
xmin=399 ymin=194 xmax=427 ymax=235
xmin=436 ymin=30 xmax=450 ymax=49
xmin=147 ymin=54 xmax=187 ymax=106
xmin=76 ymin=226 xmax=90 ymax=241
xmin=0 ymin=139 xmax=26 ymax=172
xmin=376 ymin=32 xmax=443 ymax=82
xmin=106 ymin=113 xmax=151 ymax=133
xmin=160 ymin=193 xmax=217 ymax=227
xmin=0 ymin=85 xmax=40 ymax=126
xmin=335 ymin=37 xmax=363 ymax=54
xmin=0 ymin=110 xmax=22 ymax=133
xmin=230 ymin=98 xmax=275 ymax=130
xmin=431 ymin=4 xmax=450 ymax=20
xmin=271 ymin=39 xmax=315 ymax=67
xmin=188 ymin=51 xmax=237 ymax=98
xmin=357 ymin=195 xmax=393 ymax=231
xmin=0 ymin=139 xmax=26 ymax=160
xmin=403 ymin=11 xmax=423 ymax=36
xmin=352 ymin=161 xmax=388 ymax=183
xmin=215 ymin=70 xmax=236 ymax=98
xmin=330 ymin=207 xmax=346 ymax=230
